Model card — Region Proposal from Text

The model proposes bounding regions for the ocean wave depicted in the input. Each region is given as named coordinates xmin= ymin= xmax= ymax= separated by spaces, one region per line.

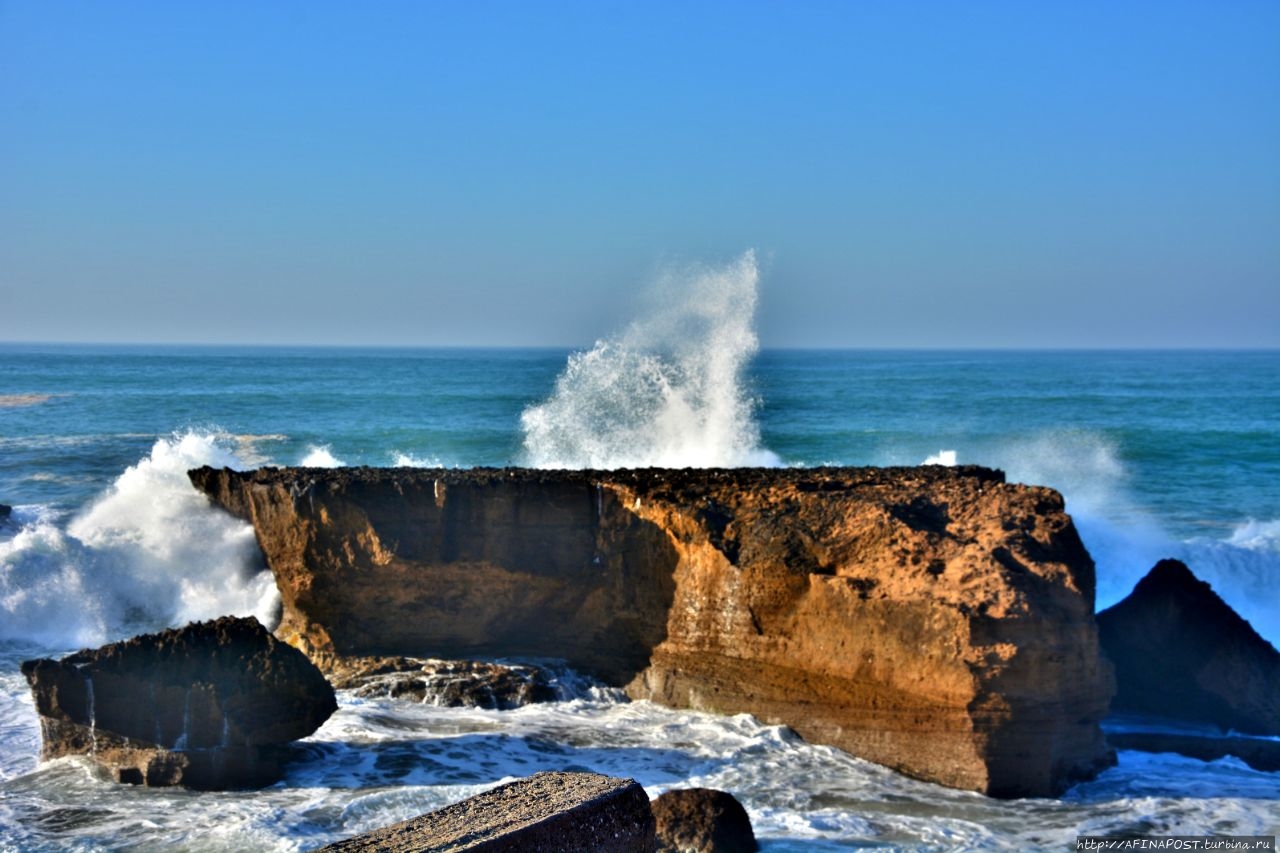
xmin=390 ymin=452 xmax=445 ymax=468
xmin=300 ymin=445 xmax=346 ymax=467
xmin=0 ymin=430 xmax=280 ymax=647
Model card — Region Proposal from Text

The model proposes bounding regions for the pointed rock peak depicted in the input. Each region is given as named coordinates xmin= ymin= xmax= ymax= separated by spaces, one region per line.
xmin=1098 ymin=559 xmax=1280 ymax=735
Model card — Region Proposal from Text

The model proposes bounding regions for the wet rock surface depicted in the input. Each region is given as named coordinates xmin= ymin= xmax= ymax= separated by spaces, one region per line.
xmin=22 ymin=616 xmax=336 ymax=789
xmin=1098 ymin=559 xmax=1280 ymax=736
xmin=326 ymin=656 xmax=562 ymax=708
xmin=652 ymin=788 xmax=758 ymax=853
xmin=316 ymin=771 xmax=656 ymax=852
xmin=191 ymin=464 xmax=1114 ymax=796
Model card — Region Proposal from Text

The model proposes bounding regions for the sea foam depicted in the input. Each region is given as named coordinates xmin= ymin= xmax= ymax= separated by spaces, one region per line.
xmin=0 ymin=431 xmax=279 ymax=648
xmin=520 ymin=250 xmax=780 ymax=469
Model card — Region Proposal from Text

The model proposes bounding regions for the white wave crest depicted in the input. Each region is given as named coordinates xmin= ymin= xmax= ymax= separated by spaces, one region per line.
xmin=922 ymin=449 xmax=957 ymax=466
xmin=301 ymin=445 xmax=346 ymax=467
xmin=0 ymin=430 xmax=280 ymax=647
xmin=391 ymin=452 xmax=444 ymax=468
xmin=520 ymin=251 xmax=780 ymax=469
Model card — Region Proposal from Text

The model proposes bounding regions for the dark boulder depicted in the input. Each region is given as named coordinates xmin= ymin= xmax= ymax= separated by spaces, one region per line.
xmin=652 ymin=788 xmax=758 ymax=853
xmin=22 ymin=615 xmax=336 ymax=789
xmin=1098 ymin=559 xmax=1280 ymax=735
xmin=0 ymin=503 xmax=11 ymax=522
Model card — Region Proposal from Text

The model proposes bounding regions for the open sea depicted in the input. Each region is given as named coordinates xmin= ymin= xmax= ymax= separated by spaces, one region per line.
xmin=2 ymin=337 xmax=1279 ymax=850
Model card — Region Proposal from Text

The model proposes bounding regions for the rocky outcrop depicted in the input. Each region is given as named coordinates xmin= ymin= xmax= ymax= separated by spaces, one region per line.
xmin=0 ymin=503 xmax=11 ymax=522
xmin=652 ymin=789 xmax=757 ymax=853
xmin=1097 ymin=559 xmax=1280 ymax=736
xmin=22 ymin=616 xmax=336 ymax=789
xmin=190 ymin=465 xmax=1115 ymax=797
xmin=326 ymin=656 xmax=562 ymax=708
xmin=317 ymin=771 xmax=656 ymax=852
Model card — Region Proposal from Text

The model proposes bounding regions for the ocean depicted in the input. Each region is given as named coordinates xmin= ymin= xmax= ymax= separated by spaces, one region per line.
xmin=2 ymin=334 xmax=1279 ymax=849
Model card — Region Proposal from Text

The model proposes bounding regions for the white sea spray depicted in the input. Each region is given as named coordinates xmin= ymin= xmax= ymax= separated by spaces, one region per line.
xmin=0 ymin=430 xmax=280 ymax=648
xmin=520 ymin=250 xmax=780 ymax=469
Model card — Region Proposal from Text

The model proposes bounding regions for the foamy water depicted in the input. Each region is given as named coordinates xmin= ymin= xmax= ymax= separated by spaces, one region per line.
xmin=521 ymin=251 xmax=780 ymax=469
xmin=0 ymin=432 xmax=278 ymax=649
xmin=1 ymin=330 xmax=1277 ymax=849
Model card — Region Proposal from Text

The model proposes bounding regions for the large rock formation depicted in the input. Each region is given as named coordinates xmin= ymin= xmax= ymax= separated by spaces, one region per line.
xmin=22 ymin=616 xmax=336 ymax=789
xmin=190 ymin=465 xmax=1115 ymax=797
xmin=1097 ymin=559 xmax=1280 ymax=736
xmin=317 ymin=771 xmax=655 ymax=852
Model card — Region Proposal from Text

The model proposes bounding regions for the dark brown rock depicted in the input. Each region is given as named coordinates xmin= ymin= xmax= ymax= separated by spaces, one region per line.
xmin=652 ymin=788 xmax=757 ymax=853
xmin=326 ymin=656 xmax=560 ymax=708
xmin=1097 ymin=559 xmax=1280 ymax=736
xmin=190 ymin=465 xmax=1115 ymax=797
xmin=316 ymin=771 xmax=656 ymax=852
xmin=22 ymin=616 xmax=336 ymax=789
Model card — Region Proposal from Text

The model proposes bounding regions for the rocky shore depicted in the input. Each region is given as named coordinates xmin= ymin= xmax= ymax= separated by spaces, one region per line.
xmin=190 ymin=464 xmax=1116 ymax=797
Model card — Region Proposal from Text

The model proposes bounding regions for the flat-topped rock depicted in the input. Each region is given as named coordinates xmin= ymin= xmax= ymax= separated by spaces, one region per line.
xmin=316 ymin=771 xmax=655 ymax=852
xmin=191 ymin=465 xmax=1115 ymax=796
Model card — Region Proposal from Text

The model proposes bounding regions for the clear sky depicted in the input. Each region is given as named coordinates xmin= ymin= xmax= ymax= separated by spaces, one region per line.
xmin=2 ymin=1 xmax=1277 ymax=348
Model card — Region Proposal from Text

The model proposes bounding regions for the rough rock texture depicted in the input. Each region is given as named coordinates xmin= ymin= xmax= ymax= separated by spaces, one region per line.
xmin=190 ymin=465 xmax=1114 ymax=796
xmin=22 ymin=616 xmax=336 ymax=789
xmin=1097 ymin=559 xmax=1280 ymax=736
xmin=316 ymin=771 xmax=656 ymax=852
xmin=1106 ymin=731 xmax=1280 ymax=773
xmin=326 ymin=656 xmax=561 ymax=708
xmin=652 ymin=788 xmax=757 ymax=853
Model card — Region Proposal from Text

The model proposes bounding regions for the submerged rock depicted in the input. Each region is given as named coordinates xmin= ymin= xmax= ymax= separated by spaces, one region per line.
xmin=190 ymin=464 xmax=1115 ymax=797
xmin=0 ymin=503 xmax=11 ymax=522
xmin=1105 ymin=730 xmax=1280 ymax=773
xmin=317 ymin=771 xmax=656 ymax=852
xmin=652 ymin=788 xmax=758 ymax=853
xmin=1098 ymin=559 xmax=1280 ymax=736
xmin=326 ymin=656 xmax=561 ymax=708
xmin=22 ymin=616 xmax=336 ymax=789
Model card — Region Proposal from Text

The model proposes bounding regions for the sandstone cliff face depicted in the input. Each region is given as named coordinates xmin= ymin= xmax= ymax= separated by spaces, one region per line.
xmin=190 ymin=465 xmax=1114 ymax=797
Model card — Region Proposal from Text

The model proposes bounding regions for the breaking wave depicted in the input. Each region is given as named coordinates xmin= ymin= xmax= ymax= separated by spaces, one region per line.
xmin=520 ymin=251 xmax=780 ymax=469
xmin=0 ymin=431 xmax=279 ymax=648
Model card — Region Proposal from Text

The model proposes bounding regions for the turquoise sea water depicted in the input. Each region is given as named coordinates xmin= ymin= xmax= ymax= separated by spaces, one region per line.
xmin=1 ymin=343 xmax=1278 ymax=850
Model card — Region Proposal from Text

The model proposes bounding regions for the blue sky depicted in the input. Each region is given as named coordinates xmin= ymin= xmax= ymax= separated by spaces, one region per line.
xmin=2 ymin=1 xmax=1277 ymax=347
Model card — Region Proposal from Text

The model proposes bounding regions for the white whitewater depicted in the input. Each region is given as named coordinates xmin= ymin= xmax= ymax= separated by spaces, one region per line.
xmin=521 ymin=250 xmax=780 ymax=469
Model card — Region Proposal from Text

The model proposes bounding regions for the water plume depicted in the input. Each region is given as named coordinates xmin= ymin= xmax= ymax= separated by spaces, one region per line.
xmin=520 ymin=251 xmax=779 ymax=469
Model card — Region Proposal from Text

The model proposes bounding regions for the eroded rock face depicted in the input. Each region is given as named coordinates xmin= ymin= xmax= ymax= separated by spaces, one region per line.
xmin=189 ymin=465 xmax=1115 ymax=796
xmin=1098 ymin=559 xmax=1280 ymax=736
xmin=22 ymin=616 xmax=336 ymax=789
